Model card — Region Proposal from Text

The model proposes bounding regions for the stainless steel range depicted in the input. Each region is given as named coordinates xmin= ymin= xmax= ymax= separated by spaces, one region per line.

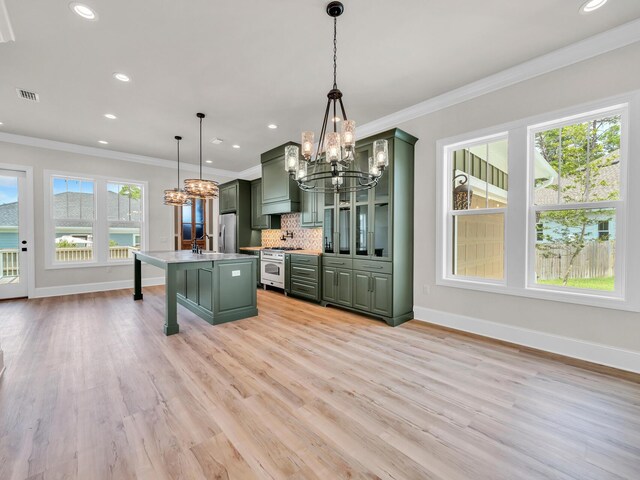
xmin=260 ymin=248 xmax=303 ymax=289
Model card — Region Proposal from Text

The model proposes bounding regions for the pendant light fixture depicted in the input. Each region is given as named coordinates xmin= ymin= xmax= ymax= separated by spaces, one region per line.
xmin=284 ymin=1 xmax=388 ymax=193
xmin=183 ymin=112 xmax=219 ymax=199
xmin=163 ymin=136 xmax=192 ymax=206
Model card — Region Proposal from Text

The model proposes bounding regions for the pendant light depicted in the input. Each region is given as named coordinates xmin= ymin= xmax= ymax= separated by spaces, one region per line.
xmin=183 ymin=112 xmax=219 ymax=199
xmin=163 ymin=136 xmax=192 ymax=206
xmin=284 ymin=1 xmax=388 ymax=193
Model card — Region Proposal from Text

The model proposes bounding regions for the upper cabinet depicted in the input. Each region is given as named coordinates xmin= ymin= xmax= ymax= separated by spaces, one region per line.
xmin=300 ymin=189 xmax=323 ymax=228
xmin=251 ymin=178 xmax=280 ymax=230
xmin=219 ymin=182 xmax=238 ymax=214
xmin=261 ymin=142 xmax=301 ymax=215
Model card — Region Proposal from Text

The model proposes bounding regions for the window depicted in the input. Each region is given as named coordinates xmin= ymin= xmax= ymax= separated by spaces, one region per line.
xmin=437 ymin=95 xmax=637 ymax=311
xmin=447 ymin=135 xmax=508 ymax=282
xmin=530 ymin=108 xmax=622 ymax=293
xmin=52 ymin=176 xmax=95 ymax=263
xmin=46 ymin=172 xmax=147 ymax=268
xmin=107 ymin=182 xmax=143 ymax=259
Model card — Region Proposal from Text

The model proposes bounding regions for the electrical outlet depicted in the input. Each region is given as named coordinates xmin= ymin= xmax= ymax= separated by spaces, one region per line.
xmin=422 ymin=284 xmax=430 ymax=295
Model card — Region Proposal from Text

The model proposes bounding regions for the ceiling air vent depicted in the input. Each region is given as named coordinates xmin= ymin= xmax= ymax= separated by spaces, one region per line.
xmin=16 ymin=88 xmax=40 ymax=102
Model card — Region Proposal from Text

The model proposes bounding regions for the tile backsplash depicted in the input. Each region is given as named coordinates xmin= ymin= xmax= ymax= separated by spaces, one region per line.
xmin=261 ymin=213 xmax=323 ymax=250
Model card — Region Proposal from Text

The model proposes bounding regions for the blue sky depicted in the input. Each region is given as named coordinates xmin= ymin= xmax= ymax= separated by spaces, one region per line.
xmin=0 ymin=175 xmax=18 ymax=206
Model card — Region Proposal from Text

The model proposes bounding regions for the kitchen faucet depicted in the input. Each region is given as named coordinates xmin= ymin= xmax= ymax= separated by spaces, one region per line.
xmin=192 ymin=233 xmax=212 ymax=254
xmin=280 ymin=230 xmax=294 ymax=241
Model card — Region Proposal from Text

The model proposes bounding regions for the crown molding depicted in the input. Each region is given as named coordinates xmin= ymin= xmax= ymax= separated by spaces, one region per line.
xmin=0 ymin=0 xmax=15 ymax=43
xmin=0 ymin=131 xmax=237 ymax=180
xmin=236 ymin=164 xmax=262 ymax=180
xmin=357 ymin=17 xmax=640 ymax=139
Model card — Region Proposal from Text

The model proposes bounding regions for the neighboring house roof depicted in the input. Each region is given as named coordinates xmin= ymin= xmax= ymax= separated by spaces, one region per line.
xmin=0 ymin=191 xmax=142 ymax=227
xmin=0 ymin=202 xmax=17 ymax=227
xmin=534 ymin=150 xmax=620 ymax=205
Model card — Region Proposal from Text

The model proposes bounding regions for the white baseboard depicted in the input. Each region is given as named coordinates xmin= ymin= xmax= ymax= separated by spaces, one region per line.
xmin=413 ymin=306 xmax=640 ymax=374
xmin=31 ymin=276 xmax=165 ymax=299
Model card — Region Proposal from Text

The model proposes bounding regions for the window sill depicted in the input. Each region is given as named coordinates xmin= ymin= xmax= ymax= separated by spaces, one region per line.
xmin=436 ymin=277 xmax=639 ymax=312
xmin=45 ymin=260 xmax=134 ymax=270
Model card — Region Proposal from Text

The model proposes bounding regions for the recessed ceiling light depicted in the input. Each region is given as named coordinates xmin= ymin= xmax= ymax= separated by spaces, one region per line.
xmin=205 ymin=160 xmax=213 ymax=164
xmin=113 ymin=72 xmax=130 ymax=82
xmin=98 ymin=140 xmax=108 ymax=145
xmin=232 ymin=144 xmax=240 ymax=149
xmin=268 ymin=124 xmax=278 ymax=129
xmin=579 ymin=0 xmax=608 ymax=13
xmin=0 ymin=122 xmax=3 ymax=126
xmin=210 ymin=138 xmax=223 ymax=145
xmin=69 ymin=2 xmax=97 ymax=20
xmin=104 ymin=113 xmax=117 ymax=120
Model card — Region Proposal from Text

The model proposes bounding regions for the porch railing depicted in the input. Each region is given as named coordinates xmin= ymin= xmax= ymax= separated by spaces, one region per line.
xmin=0 ymin=246 xmax=138 ymax=278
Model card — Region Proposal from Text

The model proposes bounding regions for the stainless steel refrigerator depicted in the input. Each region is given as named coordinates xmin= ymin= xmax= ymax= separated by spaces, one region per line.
xmin=218 ymin=213 xmax=237 ymax=253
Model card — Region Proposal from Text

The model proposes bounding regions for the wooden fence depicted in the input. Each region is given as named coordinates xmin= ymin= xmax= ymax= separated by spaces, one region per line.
xmin=0 ymin=246 xmax=137 ymax=277
xmin=535 ymin=240 xmax=615 ymax=280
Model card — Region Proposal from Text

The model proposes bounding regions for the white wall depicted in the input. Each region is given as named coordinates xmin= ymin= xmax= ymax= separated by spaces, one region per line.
xmin=0 ymin=141 xmax=231 ymax=293
xmin=403 ymin=43 xmax=640 ymax=358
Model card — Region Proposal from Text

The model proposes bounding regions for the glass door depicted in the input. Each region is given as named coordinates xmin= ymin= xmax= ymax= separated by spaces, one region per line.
xmin=354 ymin=146 xmax=371 ymax=256
xmin=180 ymin=199 xmax=206 ymax=250
xmin=371 ymin=144 xmax=392 ymax=259
xmin=0 ymin=169 xmax=28 ymax=299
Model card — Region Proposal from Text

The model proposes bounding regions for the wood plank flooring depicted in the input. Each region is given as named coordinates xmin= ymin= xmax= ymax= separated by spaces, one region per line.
xmin=1 ymin=287 xmax=639 ymax=479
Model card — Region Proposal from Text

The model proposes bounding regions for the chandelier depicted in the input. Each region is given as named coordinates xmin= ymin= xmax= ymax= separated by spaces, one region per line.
xmin=184 ymin=112 xmax=219 ymax=199
xmin=163 ymin=135 xmax=191 ymax=206
xmin=284 ymin=1 xmax=389 ymax=193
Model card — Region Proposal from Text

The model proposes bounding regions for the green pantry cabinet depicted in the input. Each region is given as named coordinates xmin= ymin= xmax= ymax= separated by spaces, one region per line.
xmin=218 ymin=180 xmax=261 ymax=252
xmin=320 ymin=129 xmax=417 ymax=326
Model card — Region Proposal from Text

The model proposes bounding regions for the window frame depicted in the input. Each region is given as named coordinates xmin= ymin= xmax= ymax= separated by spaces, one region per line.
xmin=436 ymin=91 xmax=640 ymax=312
xmin=44 ymin=170 xmax=149 ymax=269
xmin=526 ymin=104 xmax=628 ymax=300
xmin=443 ymin=132 xmax=509 ymax=286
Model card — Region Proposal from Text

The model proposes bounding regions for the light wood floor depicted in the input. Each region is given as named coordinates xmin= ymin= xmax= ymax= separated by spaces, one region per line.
xmin=1 ymin=287 xmax=639 ymax=480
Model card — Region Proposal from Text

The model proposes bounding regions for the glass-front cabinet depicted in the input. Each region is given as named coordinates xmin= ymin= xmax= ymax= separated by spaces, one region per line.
xmin=323 ymin=142 xmax=393 ymax=261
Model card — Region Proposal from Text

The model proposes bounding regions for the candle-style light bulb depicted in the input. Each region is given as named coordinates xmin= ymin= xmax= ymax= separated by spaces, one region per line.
xmin=285 ymin=145 xmax=299 ymax=174
xmin=302 ymin=131 xmax=314 ymax=159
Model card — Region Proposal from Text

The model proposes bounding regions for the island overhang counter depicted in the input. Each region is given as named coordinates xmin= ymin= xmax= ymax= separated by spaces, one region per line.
xmin=133 ymin=251 xmax=258 ymax=335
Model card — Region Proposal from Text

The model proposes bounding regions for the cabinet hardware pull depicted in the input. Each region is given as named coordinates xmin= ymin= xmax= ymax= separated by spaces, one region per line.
xmin=364 ymin=265 xmax=383 ymax=269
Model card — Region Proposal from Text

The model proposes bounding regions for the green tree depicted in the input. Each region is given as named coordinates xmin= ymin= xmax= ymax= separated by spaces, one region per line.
xmin=535 ymin=116 xmax=619 ymax=286
xmin=119 ymin=185 xmax=141 ymax=200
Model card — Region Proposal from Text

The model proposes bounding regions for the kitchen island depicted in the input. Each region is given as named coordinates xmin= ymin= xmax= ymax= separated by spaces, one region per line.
xmin=133 ymin=251 xmax=258 ymax=335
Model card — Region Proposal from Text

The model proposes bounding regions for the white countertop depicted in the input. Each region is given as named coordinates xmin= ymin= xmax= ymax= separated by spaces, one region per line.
xmin=136 ymin=250 xmax=254 ymax=264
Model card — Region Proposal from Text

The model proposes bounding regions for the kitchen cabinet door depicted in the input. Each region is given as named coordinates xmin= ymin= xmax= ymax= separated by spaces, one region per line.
xmin=371 ymin=273 xmax=392 ymax=317
xmin=353 ymin=271 xmax=371 ymax=311
xmin=322 ymin=267 xmax=338 ymax=303
xmin=336 ymin=269 xmax=353 ymax=307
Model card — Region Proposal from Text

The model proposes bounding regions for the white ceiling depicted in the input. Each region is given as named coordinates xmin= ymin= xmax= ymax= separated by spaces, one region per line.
xmin=1 ymin=0 xmax=639 ymax=172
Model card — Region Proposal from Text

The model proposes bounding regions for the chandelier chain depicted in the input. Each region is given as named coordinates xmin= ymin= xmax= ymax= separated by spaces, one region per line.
xmin=333 ymin=17 xmax=337 ymax=89
xmin=176 ymin=138 xmax=180 ymax=185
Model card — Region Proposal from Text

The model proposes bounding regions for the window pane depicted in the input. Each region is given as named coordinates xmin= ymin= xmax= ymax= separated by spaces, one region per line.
xmin=182 ymin=223 xmax=192 ymax=240
xmin=182 ymin=204 xmax=192 ymax=223
xmin=195 ymin=223 xmax=204 ymax=239
xmin=533 ymin=115 xmax=620 ymax=205
xmin=53 ymin=177 xmax=94 ymax=220
xmin=107 ymin=183 xmax=142 ymax=221
xmin=195 ymin=199 xmax=204 ymax=223
xmin=54 ymin=221 xmax=93 ymax=262
xmin=453 ymin=213 xmax=504 ymax=279
xmin=452 ymin=139 xmax=508 ymax=210
xmin=535 ymin=208 xmax=615 ymax=291
xmin=109 ymin=226 xmax=140 ymax=259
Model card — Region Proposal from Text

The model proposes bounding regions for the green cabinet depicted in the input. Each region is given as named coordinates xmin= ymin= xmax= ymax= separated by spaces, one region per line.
xmin=288 ymin=254 xmax=321 ymax=302
xmin=251 ymin=179 xmax=280 ymax=230
xmin=219 ymin=183 xmax=238 ymax=214
xmin=320 ymin=128 xmax=417 ymax=326
xmin=260 ymin=142 xmax=301 ymax=215
xmin=218 ymin=180 xmax=261 ymax=252
xmin=301 ymin=190 xmax=323 ymax=228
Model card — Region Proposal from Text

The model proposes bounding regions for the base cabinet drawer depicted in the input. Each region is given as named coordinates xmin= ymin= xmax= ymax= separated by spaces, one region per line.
xmin=353 ymin=259 xmax=392 ymax=275
xmin=291 ymin=264 xmax=318 ymax=281
xmin=290 ymin=254 xmax=320 ymax=267
xmin=290 ymin=280 xmax=319 ymax=301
